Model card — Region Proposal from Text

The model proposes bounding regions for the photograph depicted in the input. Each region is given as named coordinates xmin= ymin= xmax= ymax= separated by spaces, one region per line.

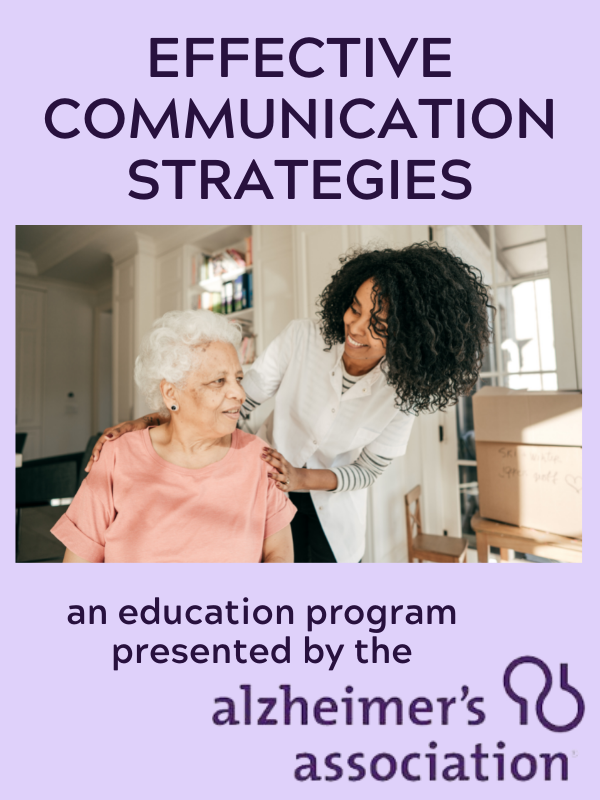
xmin=15 ymin=224 xmax=582 ymax=564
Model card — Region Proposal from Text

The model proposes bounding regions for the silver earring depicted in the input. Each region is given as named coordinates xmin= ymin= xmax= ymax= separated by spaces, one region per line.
xmin=171 ymin=404 xmax=178 ymax=411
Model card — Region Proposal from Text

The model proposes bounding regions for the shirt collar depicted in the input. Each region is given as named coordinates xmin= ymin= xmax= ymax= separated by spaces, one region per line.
xmin=333 ymin=342 xmax=384 ymax=387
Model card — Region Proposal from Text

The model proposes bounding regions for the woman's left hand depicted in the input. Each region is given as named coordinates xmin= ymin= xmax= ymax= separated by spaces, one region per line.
xmin=261 ymin=447 xmax=303 ymax=492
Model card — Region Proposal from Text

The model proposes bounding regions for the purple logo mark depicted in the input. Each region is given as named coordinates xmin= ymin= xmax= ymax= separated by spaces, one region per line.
xmin=503 ymin=656 xmax=585 ymax=732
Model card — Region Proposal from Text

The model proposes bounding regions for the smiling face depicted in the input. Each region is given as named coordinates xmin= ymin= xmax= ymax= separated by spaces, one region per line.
xmin=162 ymin=341 xmax=246 ymax=439
xmin=342 ymin=278 xmax=388 ymax=373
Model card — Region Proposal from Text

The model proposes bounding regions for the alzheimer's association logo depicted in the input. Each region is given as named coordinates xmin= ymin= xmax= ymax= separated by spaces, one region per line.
xmin=504 ymin=656 xmax=585 ymax=732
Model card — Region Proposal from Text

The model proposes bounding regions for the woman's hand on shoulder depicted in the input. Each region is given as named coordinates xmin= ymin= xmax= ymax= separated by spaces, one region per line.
xmin=84 ymin=414 xmax=164 ymax=473
xmin=261 ymin=446 xmax=304 ymax=492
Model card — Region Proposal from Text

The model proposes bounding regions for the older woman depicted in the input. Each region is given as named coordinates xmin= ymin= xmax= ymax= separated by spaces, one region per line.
xmin=53 ymin=310 xmax=295 ymax=563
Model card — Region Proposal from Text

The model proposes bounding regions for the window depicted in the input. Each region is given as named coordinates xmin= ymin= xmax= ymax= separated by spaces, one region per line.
xmin=437 ymin=226 xmax=558 ymax=538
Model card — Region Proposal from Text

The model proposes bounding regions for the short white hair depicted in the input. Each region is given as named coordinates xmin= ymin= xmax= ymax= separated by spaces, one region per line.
xmin=134 ymin=310 xmax=242 ymax=412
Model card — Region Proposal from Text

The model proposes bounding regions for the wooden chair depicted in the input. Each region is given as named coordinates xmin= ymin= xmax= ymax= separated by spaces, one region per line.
xmin=405 ymin=485 xmax=468 ymax=563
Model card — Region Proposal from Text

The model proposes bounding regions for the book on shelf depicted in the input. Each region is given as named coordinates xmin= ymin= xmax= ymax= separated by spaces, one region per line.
xmin=192 ymin=242 xmax=252 ymax=287
xmin=233 ymin=275 xmax=243 ymax=312
xmin=242 ymin=272 xmax=253 ymax=308
xmin=226 ymin=248 xmax=246 ymax=269
xmin=222 ymin=281 xmax=234 ymax=315
xmin=195 ymin=270 xmax=253 ymax=315
xmin=199 ymin=291 xmax=223 ymax=314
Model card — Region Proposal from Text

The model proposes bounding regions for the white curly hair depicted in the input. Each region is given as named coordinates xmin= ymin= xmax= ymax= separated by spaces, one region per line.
xmin=134 ymin=310 xmax=242 ymax=413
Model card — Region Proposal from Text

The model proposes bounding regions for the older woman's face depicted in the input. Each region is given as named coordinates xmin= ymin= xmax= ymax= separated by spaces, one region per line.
xmin=177 ymin=341 xmax=245 ymax=436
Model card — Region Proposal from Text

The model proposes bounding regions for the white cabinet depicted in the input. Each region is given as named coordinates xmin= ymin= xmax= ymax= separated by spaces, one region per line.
xmin=252 ymin=225 xmax=294 ymax=353
xmin=16 ymin=287 xmax=45 ymax=459
xmin=156 ymin=248 xmax=186 ymax=317
xmin=291 ymin=226 xmax=360 ymax=319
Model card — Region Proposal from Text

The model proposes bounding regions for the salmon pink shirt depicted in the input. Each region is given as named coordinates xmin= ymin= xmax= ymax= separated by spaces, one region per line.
xmin=51 ymin=428 xmax=296 ymax=563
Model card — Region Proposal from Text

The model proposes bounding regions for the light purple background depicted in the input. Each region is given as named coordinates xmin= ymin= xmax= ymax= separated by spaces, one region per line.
xmin=3 ymin=1 xmax=595 ymax=796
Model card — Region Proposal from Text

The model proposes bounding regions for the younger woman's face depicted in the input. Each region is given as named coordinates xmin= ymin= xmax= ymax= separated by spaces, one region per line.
xmin=342 ymin=278 xmax=388 ymax=367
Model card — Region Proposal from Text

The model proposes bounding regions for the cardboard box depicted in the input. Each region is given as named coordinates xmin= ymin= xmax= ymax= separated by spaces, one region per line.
xmin=472 ymin=388 xmax=582 ymax=536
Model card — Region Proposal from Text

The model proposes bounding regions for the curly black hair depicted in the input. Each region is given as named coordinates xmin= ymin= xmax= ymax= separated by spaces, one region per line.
xmin=317 ymin=243 xmax=493 ymax=413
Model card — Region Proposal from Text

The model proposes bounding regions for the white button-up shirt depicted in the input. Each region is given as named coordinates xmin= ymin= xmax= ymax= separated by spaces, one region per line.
xmin=242 ymin=319 xmax=415 ymax=562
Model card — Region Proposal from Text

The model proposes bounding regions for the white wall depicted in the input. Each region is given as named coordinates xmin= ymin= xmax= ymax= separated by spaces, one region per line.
xmin=41 ymin=283 xmax=95 ymax=456
xmin=16 ymin=287 xmax=44 ymax=459
xmin=253 ymin=224 xmax=295 ymax=353
xmin=546 ymin=225 xmax=582 ymax=390
xmin=16 ymin=276 xmax=112 ymax=458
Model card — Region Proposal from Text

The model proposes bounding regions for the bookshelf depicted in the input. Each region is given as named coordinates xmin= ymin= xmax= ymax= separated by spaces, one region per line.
xmin=189 ymin=237 xmax=253 ymax=315
xmin=154 ymin=225 xmax=257 ymax=366
xmin=188 ymin=226 xmax=255 ymax=365
xmin=226 ymin=306 xmax=253 ymax=321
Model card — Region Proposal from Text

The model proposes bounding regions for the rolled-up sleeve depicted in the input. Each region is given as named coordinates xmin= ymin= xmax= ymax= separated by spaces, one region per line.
xmin=330 ymin=447 xmax=394 ymax=492
xmin=329 ymin=411 xmax=415 ymax=493
xmin=51 ymin=447 xmax=116 ymax=562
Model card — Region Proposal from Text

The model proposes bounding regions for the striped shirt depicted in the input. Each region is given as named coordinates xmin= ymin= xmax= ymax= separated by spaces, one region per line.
xmin=240 ymin=395 xmax=261 ymax=419
xmin=341 ymin=371 xmax=358 ymax=394
xmin=332 ymin=362 xmax=394 ymax=490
